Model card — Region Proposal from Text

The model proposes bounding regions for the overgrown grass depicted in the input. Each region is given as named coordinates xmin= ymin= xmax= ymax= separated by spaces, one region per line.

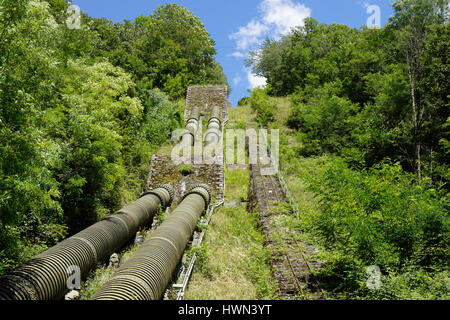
xmin=274 ymin=97 xmax=449 ymax=300
xmin=184 ymin=161 xmax=277 ymax=299
xmin=179 ymin=164 xmax=195 ymax=176
xmin=184 ymin=205 xmax=277 ymax=300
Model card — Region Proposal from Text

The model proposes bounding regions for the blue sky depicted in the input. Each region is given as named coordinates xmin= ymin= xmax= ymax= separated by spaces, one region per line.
xmin=71 ymin=0 xmax=395 ymax=106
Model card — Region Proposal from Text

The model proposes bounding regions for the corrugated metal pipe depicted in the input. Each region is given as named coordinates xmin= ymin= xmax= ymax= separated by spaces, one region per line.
xmin=205 ymin=105 xmax=222 ymax=146
xmin=181 ymin=107 xmax=200 ymax=147
xmin=91 ymin=183 xmax=212 ymax=300
xmin=0 ymin=185 xmax=174 ymax=300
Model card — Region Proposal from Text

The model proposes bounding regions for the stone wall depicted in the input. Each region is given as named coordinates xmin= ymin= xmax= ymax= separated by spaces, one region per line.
xmin=147 ymin=86 xmax=228 ymax=206
xmin=185 ymin=86 xmax=228 ymax=124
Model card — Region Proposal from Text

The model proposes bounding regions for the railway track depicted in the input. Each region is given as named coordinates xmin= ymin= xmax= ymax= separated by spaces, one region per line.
xmin=251 ymin=163 xmax=322 ymax=300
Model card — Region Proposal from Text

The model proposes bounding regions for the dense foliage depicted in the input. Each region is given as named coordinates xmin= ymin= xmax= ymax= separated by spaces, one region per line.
xmin=307 ymin=158 xmax=448 ymax=299
xmin=249 ymin=0 xmax=449 ymax=186
xmin=248 ymin=0 xmax=449 ymax=299
xmin=0 ymin=0 xmax=226 ymax=273
xmin=86 ymin=4 xmax=229 ymax=99
xmin=248 ymin=88 xmax=275 ymax=126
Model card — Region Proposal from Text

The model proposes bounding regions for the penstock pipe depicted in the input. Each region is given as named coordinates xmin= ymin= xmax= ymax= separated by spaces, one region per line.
xmin=0 ymin=185 xmax=174 ymax=300
xmin=91 ymin=183 xmax=211 ymax=300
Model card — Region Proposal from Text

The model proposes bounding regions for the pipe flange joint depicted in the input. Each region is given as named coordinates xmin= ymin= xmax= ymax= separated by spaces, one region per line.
xmin=181 ymin=129 xmax=195 ymax=139
xmin=184 ymin=183 xmax=212 ymax=207
xmin=141 ymin=184 xmax=174 ymax=207
xmin=208 ymin=116 xmax=221 ymax=124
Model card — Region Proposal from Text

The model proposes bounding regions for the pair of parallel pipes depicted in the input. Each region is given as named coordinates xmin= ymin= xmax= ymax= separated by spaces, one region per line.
xmin=204 ymin=105 xmax=222 ymax=147
xmin=91 ymin=183 xmax=211 ymax=300
xmin=181 ymin=107 xmax=200 ymax=147
xmin=181 ymin=106 xmax=222 ymax=147
xmin=0 ymin=185 xmax=174 ymax=300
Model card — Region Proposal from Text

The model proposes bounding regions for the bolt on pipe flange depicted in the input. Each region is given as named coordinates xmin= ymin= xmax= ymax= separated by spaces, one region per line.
xmin=185 ymin=119 xmax=199 ymax=133
xmin=157 ymin=184 xmax=175 ymax=206
xmin=141 ymin=184 xmax=174 ymax=208
xmin=0 ymin=184 xmax=172 ymax=300
xmin=184 ymin=183 xmax=212 ymax=207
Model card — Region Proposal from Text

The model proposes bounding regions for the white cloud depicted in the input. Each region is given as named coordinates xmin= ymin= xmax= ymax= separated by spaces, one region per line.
xmin=229 ymin=0 xmax=310 ymax=92
xmin=228 ymin=51 xmax=247 ymax=59
xmin=229 ymin=19 xmax=269 ymax=51
xmin=260 ymin=0 xmax=311 ymax=36
xmin=247 ymin=69 xmax=267 ymax=89
xmin=229 ymin=0 xmax=311 ymax=59
xmin=233 ymin=74 xmax=242 ymax=86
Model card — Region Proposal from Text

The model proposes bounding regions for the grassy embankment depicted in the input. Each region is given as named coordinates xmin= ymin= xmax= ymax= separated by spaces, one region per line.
xmin=184 ymin=105 xmax=278 ymax=300
xmin=185 ymin=101 xmax=327 ymax=300
xmin=252 ymin=96 xmax=449 ymax=300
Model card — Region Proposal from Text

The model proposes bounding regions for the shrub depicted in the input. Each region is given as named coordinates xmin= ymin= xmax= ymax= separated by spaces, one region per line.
xmin=288 ymin=81 xmax=358 ymax=155
xmin=180 ymin=164 xmax=194 ymax=176
xmin=307 ymin=157 xmax=449 ymax=297
xmin=248 ymin=88 xmax=275 ymax=126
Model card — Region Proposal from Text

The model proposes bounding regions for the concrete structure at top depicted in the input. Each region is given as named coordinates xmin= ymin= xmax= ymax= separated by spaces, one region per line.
xmin=184 ymin=86 xmax=228 ymax=124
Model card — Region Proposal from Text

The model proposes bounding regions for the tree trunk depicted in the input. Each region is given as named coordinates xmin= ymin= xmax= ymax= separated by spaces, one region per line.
xmin=408 ymin=60 xmax=422 ymax=183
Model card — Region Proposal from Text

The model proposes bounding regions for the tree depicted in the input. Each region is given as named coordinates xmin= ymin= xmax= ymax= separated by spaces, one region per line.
xmin=420 ymin=23 xmax=450 ymax=185
xmin=108 ymin=4 xmax=229 ymax=99
xmin=0 ymin=0 xmax=195 ymax=273
xmin=0 ymin=0 xmax=65 ymax=271
xmin=389 ymin=0 xmax=447 ymax=182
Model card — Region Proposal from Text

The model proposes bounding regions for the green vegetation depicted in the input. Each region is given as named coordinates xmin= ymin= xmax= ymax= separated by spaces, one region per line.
xmin=0 ymin=0 xmax=447 ymax=301
xmin=185 ymin=111 xmax=277 ymax=300
xmin=179 ymin=164 xmax=195 ymax=176
xmin=278 ymin=145 xmax=449 ymax=299
xmin=248 ymin=88 xmax=275 ymax=126
xmin=305 ymin=157 xmax=448 ymax=299
xmin=87 ymin=4 xmax=229 ymax=99
xmin=185 ymin=168 xmax=277 ymax=300
xmin=246 ymin=0 xmax=449 ymax=299
xmin=249 ymin=0 xmax=449 ymax=183
xmin=0 ymin=0 xmax=227 ymax=274
xmin=80 ymin=226 xmax=151 ymax=300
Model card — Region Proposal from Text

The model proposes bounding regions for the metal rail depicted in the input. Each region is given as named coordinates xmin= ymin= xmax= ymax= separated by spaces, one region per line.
xmin=259 ymin=123 xmax=299 ymax=219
